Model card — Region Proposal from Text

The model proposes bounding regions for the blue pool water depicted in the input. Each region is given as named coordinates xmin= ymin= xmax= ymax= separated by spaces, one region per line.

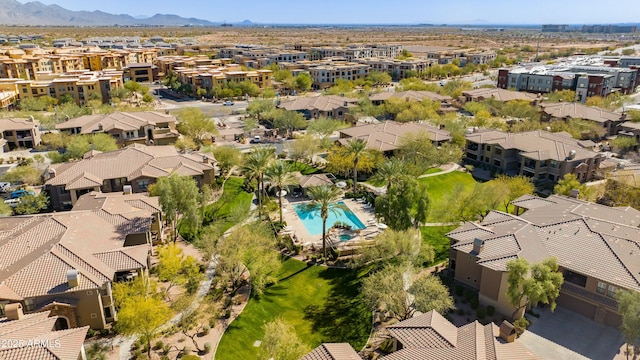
xmin=294 ymin=201 xmax=366 ymax=235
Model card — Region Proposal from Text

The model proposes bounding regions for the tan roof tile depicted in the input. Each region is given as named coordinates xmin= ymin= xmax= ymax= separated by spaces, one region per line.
xmin=369 ymin=90 xmax=451 ymax=103
xmin=463 ymin=88 xmax=538 ymax=102
xmin=278 ymin=95 xmax=358 ymax=112
xmin=301 ymin=343 xmax=362 ymax=360
xmin=340 ymin=121 xmax=451 ymax=152
xmin=541 ymin=102 xmax=623 ymax=123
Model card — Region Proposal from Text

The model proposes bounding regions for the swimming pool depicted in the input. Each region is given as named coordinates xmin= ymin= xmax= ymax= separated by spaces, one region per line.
xmin=294 ymin=201 xmax=366 ymax=235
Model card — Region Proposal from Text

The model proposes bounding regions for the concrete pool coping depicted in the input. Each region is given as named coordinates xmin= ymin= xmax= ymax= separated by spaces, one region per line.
xmin=281 ymin=196 xmax=381 ymax=251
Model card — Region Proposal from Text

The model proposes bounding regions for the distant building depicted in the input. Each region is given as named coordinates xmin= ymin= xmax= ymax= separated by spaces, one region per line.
xmin=277 ymin=95 xmax=358 ymax=120
xmin=541 ymin=24 xmax=569 ymax=32
xmin=122 ymin=62 xmax=157 ymax=83
xmin=0 ymin=117 xmax=41 ymax=150
xmin=582 ymin=25 xmax=637 ymax=33
xmin=540 ymin=102 xmax=626 ymax=137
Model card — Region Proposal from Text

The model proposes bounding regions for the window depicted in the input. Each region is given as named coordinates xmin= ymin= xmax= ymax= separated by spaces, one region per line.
xmin=138 ymin=179 xmax=150 ymax=191
xmin=23 ymin=298 xmax=35 ymax=312
xmin=607 ymin=284 xmax=617 ymax=298
xmin=495 ymin=147 xmax=502 ymax=155
xmin=597 ymin=281 xmax=607 ymax=295
xmin=565 ymin=270 xmax=587 ymax=287
xmin=550 ymin=160 xmax=558 ymax=168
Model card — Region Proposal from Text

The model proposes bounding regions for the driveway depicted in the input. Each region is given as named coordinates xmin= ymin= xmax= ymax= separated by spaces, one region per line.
xmin=518 ymin=307 xmax=625 ymax=360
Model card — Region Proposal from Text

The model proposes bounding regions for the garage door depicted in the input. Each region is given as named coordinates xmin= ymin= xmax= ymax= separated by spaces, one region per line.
xmin=557 ymin=292 xmax=597 ymax=320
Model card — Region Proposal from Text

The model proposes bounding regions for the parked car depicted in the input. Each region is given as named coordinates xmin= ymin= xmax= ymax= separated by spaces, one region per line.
xmin=9 ymin=189 xmax=35 ymax=199
xmin=223 ymin=100 xmax=235 ymax=106
xmin=250 ymin=135 xmax=261 ymax=144
xmin=0 ymin=182 xmax=10 ymax=193
xmin=3 ymin=198 xmax=20 ymax=207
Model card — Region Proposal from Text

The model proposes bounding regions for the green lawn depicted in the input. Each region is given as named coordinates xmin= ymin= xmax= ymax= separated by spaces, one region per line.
xmin=216 ymin=258 xmax=371 ymax=360
xmin=419 ymin=171 xmax=478 ymax=222
xmin=203 ymin=177 xmax=253 ymax=232
xmin=420 ymin=225 xmax=457 ymax=265
xmin=287 ymin=160 xmax=320 ymax=175
xmin=424 ymin=168 xmax=443 ymax=175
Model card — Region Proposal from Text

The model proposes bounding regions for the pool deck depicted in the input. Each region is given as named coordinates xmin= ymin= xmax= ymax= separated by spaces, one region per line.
xmin=280 ymin=196 xmax=383 ymax=252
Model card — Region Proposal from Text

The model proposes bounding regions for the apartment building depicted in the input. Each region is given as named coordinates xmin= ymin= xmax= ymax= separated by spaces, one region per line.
xmin=0 ymin=70 xmax=123 ymax=106
xmin=357 ymin=57 xmax=437 ymax=80
xmin=122 ymin=63 xmax=157 ymax=83
xmin=368 ymin=90 xmax=452 ymax=106
xmin=582 ymin=25 xmax=637 ymax=33
xmin=461 ymin=88 xmax=539 ymax=103
xmin=308 ymin=62 xmax=369 ymax=89
xmin=498 ymin=64 xmax=639 ymax=101
xmin=0 ymin=90 xmax=16 ymax=109
xmin=540 ymin=102 xmax=626 ymax=137
xmin=464 ymin=129 xmax=603 ymax=183
xmin=448 ymin=193 xmax=640 ymax=327
xmin=56 ymin=111 xmax=179 ymax=146
xmin=0 ymin=308 xmax=89 ymax=358
xmin=44 ymin=144 xmax=216 ymax=211
xmin=277 ymin=95 xmax=358 ymax=120
xmin=0 ymin=191 xmax=163 ymax=330
xmin=541 ymin=24 xmax=569 ymax=32
xmin=0 ymin=117 xmax=41 ymax=150
xmin=339 ymin=121 xmax=451 ymax=155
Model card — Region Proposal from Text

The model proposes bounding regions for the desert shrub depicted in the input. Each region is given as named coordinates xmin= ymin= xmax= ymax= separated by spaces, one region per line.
xmin=470 ymin=298 xmax=479 ymax=310
xmin=487 ymin=306 xmax=495 ymax=316
xmin=476 ymin=307 xmax=486 ymax=319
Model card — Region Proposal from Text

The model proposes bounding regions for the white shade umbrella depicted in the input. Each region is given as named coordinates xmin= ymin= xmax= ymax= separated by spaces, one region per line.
xmin=376 ymin=223 xmax=388 ymax=229
xmin=336 ymin=181 xmax=347 ymax=188
xmin=276 ymin=190 xmax=288 ymax=197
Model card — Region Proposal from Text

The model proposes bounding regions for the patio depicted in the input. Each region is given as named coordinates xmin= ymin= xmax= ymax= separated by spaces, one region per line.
xmin=279 ymin=195 xmax=384 ymax=254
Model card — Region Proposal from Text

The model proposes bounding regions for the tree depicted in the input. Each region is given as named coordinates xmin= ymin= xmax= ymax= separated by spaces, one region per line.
xmin=326 ymin=145 xmax=382 ymax=179
xmin=343 ymin=138 xmax=370 ymax=195
xmin=611 ymin=136 xmax=639 ymax=153
xmin=242 ymin=146 xmax=275 ymax=217
xmin=615 ymin=290 xmax=640 ymax=355
xmin=494 ymin=175 xmax=535 ymax=212
xmin=261 ymin=318 xmax=310 ymax=360
xmin=212 ymin=145 xmax=243 ymax=176
xmin=506 ymin=257 xmax=564 ymax=320
xmin=175 ymin=107 xmax=218 ymax=146
xmin=295 ymin=72 xmax=313 ymax=91
xmin=351 ymin=228 xmax=427 ymax=268
xmin=246 ymin=99 xmax=275 ymax=121
xmin=2 ymin=164 xmax=42 ymax=185
xmin=375 ymin=176 xmax=429 ymax=230
xmin=215 ymin=223 xmax=281 ymax=296
xmin=270 ymin=109 xmax=307 ymax=137
xmin=307 ymin=117 xmax=345 ymax=148
xmin=554 ymin=173 xmax=592 ymax=200
xmin=155 ymin=243 xmax=203 ymax=299
xmin=370 ymin=158 xmax=407 ymax=193
xmin=306 ymin=185 xmax=344 ymax=259
xmin=149 ymin=174 xmax=201 ymax=240
xmin=366 ymin=71 xmax=392 ymax=86
xmin=545 ymin=90 xmax=576 ymax=102
xmin=114 ymin=275 xmax=170 ymax=358
xmin=0 ymin=201 xmax=12 ymax=217
xmin=397 ymin=132 xmax=462 ymax=175
xmin=265 ymin=160 xmax=297 ymax=223
xmin=286 ymin=134 xmax=320 ymax=165
xmin=13 ymin=193 xmax=49 ymax=215
xmin=361 ymin=265 xmax=454 ymax=321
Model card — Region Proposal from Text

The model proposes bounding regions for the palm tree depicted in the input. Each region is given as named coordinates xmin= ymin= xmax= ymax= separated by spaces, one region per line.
xmin=370 ymin=158 xmax=407 ymax=193
xmin=306 ymin=184 xmax=344 ymax=260
xmin=265 ymin=160 xmax=297 ymax=223
xmin=242 ymin=146 xmax=275 ymax=216
xmin=343 ymin=138 xmax=369 ymax=195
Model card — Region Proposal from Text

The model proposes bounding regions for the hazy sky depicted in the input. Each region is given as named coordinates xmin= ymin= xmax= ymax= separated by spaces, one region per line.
xmin=27 ymin=0 xmax=640 ymax=24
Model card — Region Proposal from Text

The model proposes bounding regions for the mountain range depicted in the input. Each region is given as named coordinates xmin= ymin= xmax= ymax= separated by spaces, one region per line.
xmin=0 ymin=0 xmax=229 ymax=26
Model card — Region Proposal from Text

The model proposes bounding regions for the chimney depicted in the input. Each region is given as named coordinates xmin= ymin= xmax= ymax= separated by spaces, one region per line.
xmin=67 ymin=269 xmax=79 ymax=288
xmin=472 ymin=238 xmax=484 ymax=255
xmin=343 ymin=101 xmax=348 ymax=107
xmin=202 ymin=155 xmax=209 ymax=164
xmin=48 ymin=168 xmax=56 ymax=179
xmin=5 ymin=303 xmax=24 ymax=320
xmin=499 ymin=320 xmax=517 ymax=343
xmin=123 ymin=185 xmax=132 ymax=195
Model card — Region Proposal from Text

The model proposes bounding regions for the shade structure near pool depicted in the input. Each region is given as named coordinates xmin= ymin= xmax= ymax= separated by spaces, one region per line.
xmin=293 ymin=201 xmax=366 ymax=235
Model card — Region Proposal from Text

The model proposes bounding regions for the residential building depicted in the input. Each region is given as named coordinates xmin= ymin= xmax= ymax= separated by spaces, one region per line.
xmin=0 ymin=307 xmax=89 ymax=359
xmin=302 ymin=343 xmax=361 ymax=360
xmin=303 ymin=311 xmax=538 ymax=360
xmin=0 ymin=70 xmax=124 ymax=106
xmin=56 ymin=111 xmax=179 ymax=146
xmin=0 ymin=89 xmax=16 ymax=109
xmin=0 ymin=117 xmax=41 ymax=150
xmin=540 ymin=102 xmax=626 ymax=137
xmin=498 ymin=64 xmax=639 ymax=101
xmin=461 ymin=88 xmax=539 ymax=104
xmin=464 ymin=129 xmax=603 ymax=182
xmin=357 ymin=58 xmax=437 ymax=80
xmin=582 ymin=25 xmax=637 ymax=33
xmin=447 ymin=194 xmax=640 ymax=327
xmin=278 ymin=95 xmax=358 ymax=120
xmin=308 ymin=62 xmax=369 ymax=89
xmin=0 ymin=191 xmax=163 ymax=329
xmin=541 ymin=24 xmax=569 ymax=32
xmin=44 ymin=144 xmax=215 ymax=211
xmin=339 ymin=121 xmax=451 ymax=155
xmin=122 ymin=63 xmax=157 ymax=83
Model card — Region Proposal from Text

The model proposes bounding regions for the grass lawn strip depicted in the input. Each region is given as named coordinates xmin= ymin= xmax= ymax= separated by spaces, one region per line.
xmin=420 ymin=225 xmax=458 ymax=265
xmin=216 ymin=258 xmax=371 ymax=360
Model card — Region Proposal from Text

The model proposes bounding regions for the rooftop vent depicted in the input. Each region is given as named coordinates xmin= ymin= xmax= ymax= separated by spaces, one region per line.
xmin=67 ymin=269 xmax=79 ymax=288
xmin=499 ymin=321 xmax=517 ymax=343
xmin=570 ymin=189 xmax=580 ymax=198
xmin=123 ymin=185 xmax=132 ymax=195
xmin=568 ymin=149 xmax=577 ymax=159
